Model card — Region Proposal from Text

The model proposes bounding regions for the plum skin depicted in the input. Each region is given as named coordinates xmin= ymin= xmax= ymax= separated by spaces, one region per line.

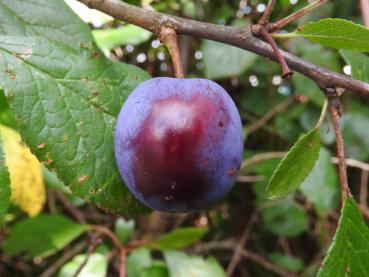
xmin=114 ymin=77 xmax=243 ymax=212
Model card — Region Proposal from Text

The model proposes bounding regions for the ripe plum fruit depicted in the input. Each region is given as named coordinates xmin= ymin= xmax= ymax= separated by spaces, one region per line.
xmin=115 ymin=77 xmax=243 ymax=212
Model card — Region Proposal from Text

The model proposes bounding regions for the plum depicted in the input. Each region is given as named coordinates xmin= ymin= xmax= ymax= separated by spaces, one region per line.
xmin=114 ymin=77 xmax=243 ymax=212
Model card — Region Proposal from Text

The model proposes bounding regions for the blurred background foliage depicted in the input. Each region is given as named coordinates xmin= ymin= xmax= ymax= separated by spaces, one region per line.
xmin=0 ymin=0 xmax=368 ymax=276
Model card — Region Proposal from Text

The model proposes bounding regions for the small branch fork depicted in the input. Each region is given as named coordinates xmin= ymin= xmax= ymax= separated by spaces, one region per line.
xmin=252 ymin=0 xmax=292 ymax=78
xmin=78 ymin=0 xmax=369 ymax=97
xmin=325 ymin=87 xmax=351 ymax=200
xmin=270 ymin=0 xmax=328 ymax=32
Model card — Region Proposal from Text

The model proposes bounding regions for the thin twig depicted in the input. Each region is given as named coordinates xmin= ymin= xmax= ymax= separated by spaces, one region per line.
xmin=247 ymin=96 xmax=294 ymax=134
xmin=326 ymin=88 xmax=351 ymax=200
xmin=259 ymin=28 xmax=293 ymax=78
xmin=258 ymin=0 xmax=276 ymax=26
xmin=360 ymin=170 xmax=369 ymax=207
xmin=240 ymin=249 xmax=296 ymax=277
xmin=360 ymin=205 xmax=369 ymax=219
xmin=47 ymin=189 xmax=57 ymax=214
xmin=89 ymin=225 xmax=122 ymax=248
xmin=72 ymin=238 xmax=102 ymax=277
xmin=241 ymin=152 xmax=286 ymax=172
xmin=159 ymin=26 xmax=184 ymax=78
xmin=40 ymin=240 xmax=88 ymax=277
xmin=332 ymin=157 xmax=369 ymax=171
xmin=315 ymin=99 xmax=328 ymax=129
xmin=236 ymin=175 xmax=265 ymax=183
xmin=77 ymin=0 xmax=369 ymax=97
xmin=226 ymin=213 xmax=257 ymax=276
xmin=194 ymin=239 xmax=295 ymax=277
xmin=270 ymin=0 xmax=328 ymax=32
xmin=120 ymin=248 xmax=127 ymax=277
xmin=360 ymin=0 xmax=369 ymax=28
xmin=55 ymin=190 xmax=86 ymax=224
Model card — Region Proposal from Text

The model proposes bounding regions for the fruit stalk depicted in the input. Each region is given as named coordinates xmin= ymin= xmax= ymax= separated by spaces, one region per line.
xmin=159 ymin=26 xmax=185 ymax=78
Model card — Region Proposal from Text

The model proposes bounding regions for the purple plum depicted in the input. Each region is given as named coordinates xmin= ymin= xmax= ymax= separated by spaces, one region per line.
xmin=114 ymin=77 xmax=243 ymax=212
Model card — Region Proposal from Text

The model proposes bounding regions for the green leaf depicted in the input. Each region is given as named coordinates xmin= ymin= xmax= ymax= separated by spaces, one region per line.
xmin=318 ymin=197 xmax=369 ymax=276
xmin=201 ymin=39 xmax=257 ymax=79
xmin=342 ymin=112 xmax=369 ymax=161
xmin=0 ymin=135 xmax=11 ymax=224
xmin=0 ymin=90 xmax=16 ymax=128
xmin=151 ymin=227 xmax=208 ymax=250
xmin=115 ymin=218 xmax=135 ymax=244
xmin=296 ymin=19 xmax=369 ymax=52
xmin=164 ymin=250 xmax=226 ymax=277
xmin=267 ymin=129 xmax=321 ymax=199
xmin=140 ymin=262 xmax=169 ymax=277
xmin=269 ymin=253 xmax=304 ymax=272
xmin=58 ymin=253 xmax=108 ymax=277
xmin=300 ymin=147 xmax=339 ymax=214
xmin=93 ymin=25 xmax=152 ymax=51
xmin=0 ymin=35 xmax=149 ymax=215
xmin=127 ymin=247 xmax=153 ymax=277
xmin=260 ymin=197 xmax=309 ymax=237
xmin=4 ymin=214 xmax=87 ymax=258
xmin=0 ymin=0 xmax=92 ymax=48
xmin=340 ymin=49 xmax=369 ymax=83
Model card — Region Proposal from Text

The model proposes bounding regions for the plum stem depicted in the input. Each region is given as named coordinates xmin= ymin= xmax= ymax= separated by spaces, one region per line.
xmin=159 ymin=26 xmax=185 ymax=78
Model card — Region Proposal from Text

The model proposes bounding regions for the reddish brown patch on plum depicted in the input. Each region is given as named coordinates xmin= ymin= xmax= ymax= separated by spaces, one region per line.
xmin=130 ymin=94 xmax=229 ymax=206
xmin=218 ymin=120 xmax=224 ymax=128
xmin=227 ymin=168 xmax=236 ymax=176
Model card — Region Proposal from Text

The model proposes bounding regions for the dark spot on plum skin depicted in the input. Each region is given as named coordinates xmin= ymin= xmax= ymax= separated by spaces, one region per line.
xmin=129 ymin=94 xmax=229 ymax=209
xmin=227 ymin=168 xmax=236 ymax=176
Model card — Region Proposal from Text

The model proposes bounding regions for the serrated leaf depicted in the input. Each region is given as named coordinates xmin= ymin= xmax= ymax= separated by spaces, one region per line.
xmin=0 ymin=135 xmax=11 ymax=224
xmin=151 ymin=227 xmax=208 ymax=250
xmin=0 ymin=35 xmax=149 ymax=215
xmin=318 ymin=197 xmax=369 ymax=276
xmin=267 ymin=129 xmax=321 ymax=199
xmin=4 ymin=214 xmax=87 ymax=258
xmin=164 ymin=250 xmax=225 ymax=277
xmin=296 ymin=19 xmax=369 ymax=52
xmin=340 ymin=49 xmax=369 ymax=83
xmin=0 ymin=0 xmax=92 ymax=48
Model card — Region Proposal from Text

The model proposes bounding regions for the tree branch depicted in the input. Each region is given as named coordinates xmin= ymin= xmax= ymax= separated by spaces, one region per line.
xmin=77 ymin=0 xmax=369 ymax=98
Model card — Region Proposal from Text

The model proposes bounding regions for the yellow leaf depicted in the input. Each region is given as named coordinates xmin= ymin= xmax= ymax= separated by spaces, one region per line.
xmin=0 ymin=124 xmax=45 ymax=217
